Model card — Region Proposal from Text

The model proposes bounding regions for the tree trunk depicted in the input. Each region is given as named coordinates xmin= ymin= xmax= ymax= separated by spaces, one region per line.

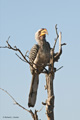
xmin=45 ymin=47 xmax=55 ymax=120
xmin=45 ymin=32 xmax=63 ymax=120
xmin=46 ymin=73 xmax=55 ymax=120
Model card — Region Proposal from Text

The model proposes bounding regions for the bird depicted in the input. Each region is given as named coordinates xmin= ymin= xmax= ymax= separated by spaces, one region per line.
xmin=28 ymin=28 xmax=51 ymax=107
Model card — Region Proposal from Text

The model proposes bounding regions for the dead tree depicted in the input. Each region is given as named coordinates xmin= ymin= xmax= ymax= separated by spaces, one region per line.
xmin=0 ymin=25 xmax=66 ymax=120
xmin=44 ymin=31 xmax=63 ymax=120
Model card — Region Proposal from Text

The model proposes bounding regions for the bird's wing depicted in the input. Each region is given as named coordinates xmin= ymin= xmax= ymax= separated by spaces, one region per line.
xmin=28 ymin=44 xmax=39 ymax=107
xmin=29 ymin=44 xmax=39 ymax=74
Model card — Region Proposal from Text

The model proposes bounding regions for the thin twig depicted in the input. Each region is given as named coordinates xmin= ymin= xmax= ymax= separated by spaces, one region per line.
xmin=0 ymin=46 xmax=8 ymax=48
xmin=0 ymin=88 xmax=41 ymax=120
xmin=52 ymin=24 xmax=59 ymax=51
xmin=54 ymin=32 xmax=62 ymax=62
xmin=36 ymin=106 xmax=44 ymax=112
xmin=59 ymin=32 xmax=62 ymax=52
xmin=55 ymin=24 xmax=59 ymax=38
xmin=25 ymin=50 xmax=29 ymax=57
xmin=15 ymin=53 xmax=27 ymax=63
xmin=6 ymin=36 xmax=10 ymax=42
xmin=0 ymin=88 xmax=16 ymax=103
xmin=0 ymin=88 xmax=30 ymax=112
xmin=42 ymin=102 xmax=46 ymax=105
xmin=56 ymin=66 xmax=63 ymax=71
xmin=61 ymin=43 xmax=67 ymax=46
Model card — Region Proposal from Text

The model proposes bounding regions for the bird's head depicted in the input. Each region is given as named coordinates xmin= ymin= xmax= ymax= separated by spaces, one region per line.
xmin=35 ymin=28 xmax=48 ymax=44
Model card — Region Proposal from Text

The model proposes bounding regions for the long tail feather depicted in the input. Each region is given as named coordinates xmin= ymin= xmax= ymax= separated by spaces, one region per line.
xmin=28 ymin=74 xmax=39 ymax=107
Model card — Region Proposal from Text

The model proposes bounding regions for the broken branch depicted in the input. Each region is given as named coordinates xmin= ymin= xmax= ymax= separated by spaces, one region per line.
xmin=54 ymin=32 xmax=62 ymax=62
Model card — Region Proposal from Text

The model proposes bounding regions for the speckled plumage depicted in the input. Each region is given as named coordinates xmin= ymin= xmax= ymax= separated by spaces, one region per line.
xmin=28 ymin=29 xmax=51 ymax=107
xmin=29 ymin=40 xmax=50 ymax=74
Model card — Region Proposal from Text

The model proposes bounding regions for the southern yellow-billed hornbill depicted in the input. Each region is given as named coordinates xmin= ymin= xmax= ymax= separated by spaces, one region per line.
xmin=28 ymin=28 xmax=51 ymax=107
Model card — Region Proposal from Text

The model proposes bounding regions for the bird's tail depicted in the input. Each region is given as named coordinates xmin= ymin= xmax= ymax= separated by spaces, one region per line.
xmin=28 ymin=74 xmax=39 ymax=107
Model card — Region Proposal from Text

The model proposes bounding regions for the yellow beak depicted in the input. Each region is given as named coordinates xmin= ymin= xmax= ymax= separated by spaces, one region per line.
xmin=39 ymin=29 xmax=48 ymax=37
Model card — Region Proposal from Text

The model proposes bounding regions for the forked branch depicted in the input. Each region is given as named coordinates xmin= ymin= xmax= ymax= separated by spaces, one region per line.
xmin=0 ymin=37 xmax=49 ymax=74
xmin=54 ymin=32 xmax=66 ymax=62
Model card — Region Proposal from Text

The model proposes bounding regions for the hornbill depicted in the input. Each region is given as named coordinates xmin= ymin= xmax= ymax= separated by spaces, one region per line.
xmin=28 ymin=28 xmax=51 ymax=107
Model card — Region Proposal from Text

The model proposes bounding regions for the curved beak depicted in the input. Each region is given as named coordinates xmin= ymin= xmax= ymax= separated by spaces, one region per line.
xmin=40 ymin=29 xmax=48 ymax=37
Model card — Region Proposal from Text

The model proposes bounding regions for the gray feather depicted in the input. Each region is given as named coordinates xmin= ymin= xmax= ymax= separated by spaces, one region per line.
xmin=29 ymin=44 xmax=39 ymax=74
xmin=28 ymin=74 xmax=39 ymax=107
xmin=28 ymin=36 xmax=51 ymax=107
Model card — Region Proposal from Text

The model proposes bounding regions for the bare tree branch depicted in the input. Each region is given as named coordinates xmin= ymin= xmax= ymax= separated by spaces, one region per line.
xmin=61 ymin=43 xmax=67 ymax=46
xmin=0 ymin=88 xmax=30 ymax=112
xmin=15 ymin=53 xmax=27 ymax=63
xmin=0 ymin=46 xmax=8 ymax=48
xmin=42 ymin=102 xmax=46 ymax=105
xmin=25 ymin=50 xmax=29 ymax=57
xmin=54 ymin=32 xmax=62 ymax=62
xmin=54 ymin=32 xmax=67 ymax=62
xmin=52 ymin=24 xmax=59 ymax=51
xmin=36 ymin=106 xmax=44 ymax=112
xmin=0 ymin=38 xmax=50 ymax=75
xmin=0 ymin=88 xmax=43 ymax=120
xmin=0 ymin=39 xmax=39 ymax=72
xmin=56 ymin=66 xmax=63 ymax=71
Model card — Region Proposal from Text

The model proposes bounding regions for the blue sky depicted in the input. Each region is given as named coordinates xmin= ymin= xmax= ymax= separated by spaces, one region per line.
xmin=0 ymin=0 xmax=80 ymax=120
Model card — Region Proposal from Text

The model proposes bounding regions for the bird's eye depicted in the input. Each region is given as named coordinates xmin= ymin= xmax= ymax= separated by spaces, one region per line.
xmin=39 ymin=31 xmax=41 ymax=35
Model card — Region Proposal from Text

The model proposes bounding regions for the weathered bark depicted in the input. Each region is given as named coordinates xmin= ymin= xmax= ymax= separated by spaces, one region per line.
xmin=30 ymin=110 xmax=38 ymax=120
xmin=46 ymin=73 xmax=54 ymax=120
xmin=45 ymin=48 xmax=55 ymax=120
xmin=45 ymin=32 xmax=62 ymax=120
